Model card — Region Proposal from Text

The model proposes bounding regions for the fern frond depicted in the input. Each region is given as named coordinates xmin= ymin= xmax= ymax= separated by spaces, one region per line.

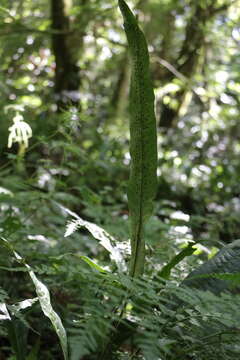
xmin=64 ymin=218 xmax=126 ymax=272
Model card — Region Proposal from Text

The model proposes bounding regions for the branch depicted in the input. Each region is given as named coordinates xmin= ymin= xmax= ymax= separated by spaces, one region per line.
xmin=156 ymin=57 xmax=188 ymax=83
xmin=0 ymin=23 xmax=76 ymax=37
xmin=155 ymin=56 xmax=218 ymax=115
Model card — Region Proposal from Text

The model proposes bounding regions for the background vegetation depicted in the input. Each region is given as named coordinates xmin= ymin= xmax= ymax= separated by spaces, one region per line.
xmin=1 ymin=0 xmax=240 ymax=359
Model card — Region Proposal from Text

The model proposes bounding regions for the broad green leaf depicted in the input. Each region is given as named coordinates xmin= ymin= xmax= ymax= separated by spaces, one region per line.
xmin=182 ymin=240 xmax=240 ymax=294
xmin=118 ymin=0 xmax=158 ymax=277
xmin=0 ymin=237 xmax=68 ymax=360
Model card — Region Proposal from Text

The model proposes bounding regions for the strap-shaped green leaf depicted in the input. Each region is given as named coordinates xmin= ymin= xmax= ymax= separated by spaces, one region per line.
xmin=118 ymin=0 xmax=158 ymax=277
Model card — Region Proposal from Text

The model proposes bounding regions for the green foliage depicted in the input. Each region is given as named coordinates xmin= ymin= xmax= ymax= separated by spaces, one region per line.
xmin=67 ymin=271 xmax=240 ymax=360
xmin=157 ymin=242 xmax=195 ymax=280
xmin=119 ymin=0 xmax=157 ymax=277
xmin=183 ymin=240 xmax=240 ymax=294
xmin=63 ymin=207 xmax=126 ymax=271
xmin=1 ymin=171 xmax=240 ymax=359
xmin=1 ymin=0 xmax=240 ymax=359
xmin=0 ymin=237 xmax=68 ymax=360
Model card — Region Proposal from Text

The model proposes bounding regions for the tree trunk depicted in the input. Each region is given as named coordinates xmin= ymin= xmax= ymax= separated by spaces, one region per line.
xmin=111 ymin=52 xmax=130 ymax=120
xmin=158 ymin=2 xmax=231 ymax=128
xmin=51 ymin=0 xmax=81 ymax=111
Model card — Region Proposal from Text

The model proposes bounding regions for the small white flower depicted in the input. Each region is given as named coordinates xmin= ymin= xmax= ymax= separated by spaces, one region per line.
xmin=8 ymin=112 xmax=32 ymax=149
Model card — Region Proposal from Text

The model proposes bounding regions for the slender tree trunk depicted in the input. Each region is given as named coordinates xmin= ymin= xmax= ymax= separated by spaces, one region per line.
xmin=51 ymin=0 xmax=81 ymax=110
xmin=158 ymin=2 xmax=231 ymax=128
